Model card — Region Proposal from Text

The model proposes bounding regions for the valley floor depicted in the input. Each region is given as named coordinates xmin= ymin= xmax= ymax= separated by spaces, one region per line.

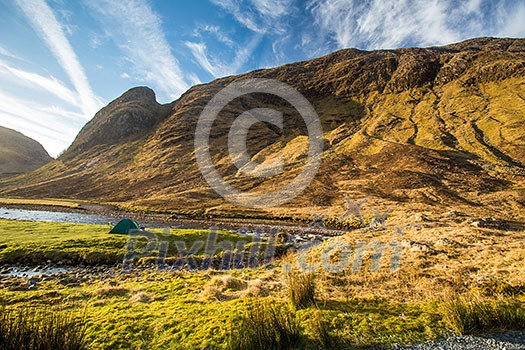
xmin=0 ymin=217 xmax=523 ymax=349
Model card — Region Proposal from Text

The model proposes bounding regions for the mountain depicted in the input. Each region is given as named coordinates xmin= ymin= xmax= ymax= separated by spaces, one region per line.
xmin=0 ymin=126 xmax=52 ymax=178
xmin=1 ymin=38 xmax=524 ymax=220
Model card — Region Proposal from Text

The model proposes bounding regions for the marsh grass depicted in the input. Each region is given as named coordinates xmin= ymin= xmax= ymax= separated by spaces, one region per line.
xmin=441 ymin=294 xmax=525 ymax=335
xmin=285 ymin=271 xmax=316 ymax=309
xmin=0 ymin=306 xmax=87 ymax=350
xmin=228 ymin=300 xmax=302 ymax=350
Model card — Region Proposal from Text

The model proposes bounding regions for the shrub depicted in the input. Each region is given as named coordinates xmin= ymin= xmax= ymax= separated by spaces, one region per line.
xmin=228 ymin=301 xmax=302 ymax=350
xmin=285 ymin=271 xmax=316 ymax=309
xmin=441 ymin=295 xmax=525 ymax=335
xmin=0 ymin=306 xmax=87 ymax=350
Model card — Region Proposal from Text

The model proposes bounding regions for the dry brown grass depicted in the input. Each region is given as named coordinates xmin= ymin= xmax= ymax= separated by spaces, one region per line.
xmin=92 ymin=286 xmax=130 ymax=297
xmin=210 ymin=274 xmax=246 ymax=290
xmin=201 ymin=273 xmax=280 ymax=301
xmin=129 ymin=292 xmax=153 ymax=304
xmin=282 ymin=212 xmax=525 ymax=303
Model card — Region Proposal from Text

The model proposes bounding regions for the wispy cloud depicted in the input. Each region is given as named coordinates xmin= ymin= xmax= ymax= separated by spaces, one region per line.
xmin=0 ymin=45 xmax=21 ymax=60
xmin=0 ymin=90 xmax=84 ymax=156
xmin=308 ymin=0 xmax=525 ymax=50
xmin=250 ymin=0 xmax=293 ymax=19
xmin=87 ymin=0 xmax=190 ymax=100
xmin=185 ymin=34 xmax=262 ymax=79
xmin=197 ymin=0 xmax=293 ymax=76
xmin=210 ymin=0 xmax=293 ymax=34
xmin=210 ymin=0 xmax=265 ymax=33
xmin=185 ymin=42 xmax=222 ymax=78
xmin=193 ymin=24 xmax=235 ymax=47
xmin=15 ymin=0 xmax=102 ymax=117
xmin=0 ymin=60 xmax=79 ymax=107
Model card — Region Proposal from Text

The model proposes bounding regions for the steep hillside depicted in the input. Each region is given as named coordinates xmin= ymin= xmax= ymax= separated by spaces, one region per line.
xmin=1 ymin=38 xmax=524 ymax=220
xmin=0 ymin=126 xmax=52 ymax=178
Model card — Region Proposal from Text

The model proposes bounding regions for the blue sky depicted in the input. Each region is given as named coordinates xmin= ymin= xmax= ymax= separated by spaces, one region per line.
xmin=0 ymin=0 xmax=524 ymax=156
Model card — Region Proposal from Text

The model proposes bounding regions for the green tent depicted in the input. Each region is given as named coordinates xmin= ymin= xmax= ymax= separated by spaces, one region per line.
xmin=109 ymin=218 xmax=140 ymax=234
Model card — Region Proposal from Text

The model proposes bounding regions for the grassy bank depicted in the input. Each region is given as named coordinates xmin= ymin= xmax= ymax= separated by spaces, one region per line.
xmin=0 ymin=219 xmax=523 ymax=349
xmin=0 ymin=220 xmax=271 ymax=267
xmin=0 ymin=198 xmax=81 ymax=209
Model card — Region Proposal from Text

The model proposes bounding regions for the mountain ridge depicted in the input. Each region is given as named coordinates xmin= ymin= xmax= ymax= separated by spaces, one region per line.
xmin=1 ymin=37 xmax=524 ymax=220
xmin=0 ymin=126 xmax=52 ymax=178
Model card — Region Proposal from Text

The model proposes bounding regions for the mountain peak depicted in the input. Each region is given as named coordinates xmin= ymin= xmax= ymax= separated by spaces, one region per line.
xmin=117 ymin=86 xmax=158 ymax=104
xmin=60 ymin=86 xmax=171 ymax=159
xmin=0 ymin=126 xmax=52 ymax=178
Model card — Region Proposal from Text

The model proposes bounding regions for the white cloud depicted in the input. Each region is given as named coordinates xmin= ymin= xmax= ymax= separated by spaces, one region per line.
xmin=87 ymin=0 xmax=190 ymax=100
xmin=0 ymin=60 xmax=80 ymax=107
xmin=250 ymin=0 xmax=292 ymax=18
xmin=0 ymin=90 xmax=83 ymax=156
xmin=210 ymin=0 xmax=265 ymax=33
xmin=495 ymin=1 xmax=525 ymax=37
xmin=206 ymin=0 xmax=295 ymax=69
xmin=194 ymin=24 xmax=235 ymax=47
xmin=15 ymin=0 xmax=102 ymax=118
xmin=187 ymin=73 xmax=202 ymax=86
xmin=186 ymin=34 xmax=262 ymax=79
xmin=308 ymin=0 xmax=525 ymax=50
xmin=0 ymin=45 xmax=21 ymax=60
xmin=209 ymin=0 xmax=293 ymax=34
xmin=185 ymin=42 xmax=222 ymax=78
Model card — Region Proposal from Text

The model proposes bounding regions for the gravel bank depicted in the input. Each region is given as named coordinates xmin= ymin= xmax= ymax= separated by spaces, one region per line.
xmin=402 ymin=331 xmax=525 ymax=349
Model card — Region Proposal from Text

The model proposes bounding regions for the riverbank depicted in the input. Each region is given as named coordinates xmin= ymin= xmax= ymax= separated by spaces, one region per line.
xmin=0 ymin=198 xmax=348 ymax=236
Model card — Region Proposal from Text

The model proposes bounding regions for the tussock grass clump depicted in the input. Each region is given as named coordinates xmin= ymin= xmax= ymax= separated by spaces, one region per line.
xmin=285 ymin=271 xmax=316 ymax=309
xmin=229 ymin=301 xmax=302 ymax=350
xmin=92 ymin=286 xmax=129 ymax=297
xmin=241 ymin=278 xmax=265 ymax=297
xmin=129 ymin=292 xmax=153 ymax=304
xmin=0 ymin=307 xmax=87 ymax=350
xmin=200 ymin=285 xmax=227 ymax=301
xmin=211 ymin=274 xmax=245 ymax=290
xmin=442 ymin=294 xmax=525 ymax=335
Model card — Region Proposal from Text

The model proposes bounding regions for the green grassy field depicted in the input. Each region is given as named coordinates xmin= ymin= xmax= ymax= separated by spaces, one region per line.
xmin=0 ymin=219 xmax=523 ymax=349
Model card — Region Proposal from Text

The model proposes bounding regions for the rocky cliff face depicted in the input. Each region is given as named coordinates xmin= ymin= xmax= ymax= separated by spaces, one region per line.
xmin=0 ymin=126 xmax=52 ymax=178
xmin=1 ymin=38 xmax=524 ymax=220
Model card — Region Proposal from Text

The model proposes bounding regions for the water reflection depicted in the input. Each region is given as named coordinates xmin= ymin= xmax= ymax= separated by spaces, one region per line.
xmin=0 ymin=207 xmax=114 ymax=225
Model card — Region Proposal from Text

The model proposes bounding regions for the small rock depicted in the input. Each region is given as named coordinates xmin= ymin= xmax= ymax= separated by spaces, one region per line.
xmin=470 ymin=220 xmax=482 ymax=228
xmin=28 ymin=277 xmax=41 ymax=284
xmin=434 ymin=238 xmax=452 ymax=247
xmin=409 ymin=243 xmax=430 ymax=252
xmin=413 ymin=213 xmax=430 ymax=222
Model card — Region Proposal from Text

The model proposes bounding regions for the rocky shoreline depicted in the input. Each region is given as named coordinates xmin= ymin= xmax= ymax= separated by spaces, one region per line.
xmin=0 ymin=264 xmax=167 ymax=291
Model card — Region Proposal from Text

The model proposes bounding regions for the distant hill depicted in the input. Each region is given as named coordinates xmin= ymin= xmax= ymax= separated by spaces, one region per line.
xmin=0 ymin=126 xmax=52 ymax=178
xmin=1 ymin=37 xmax=524 ymax=220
